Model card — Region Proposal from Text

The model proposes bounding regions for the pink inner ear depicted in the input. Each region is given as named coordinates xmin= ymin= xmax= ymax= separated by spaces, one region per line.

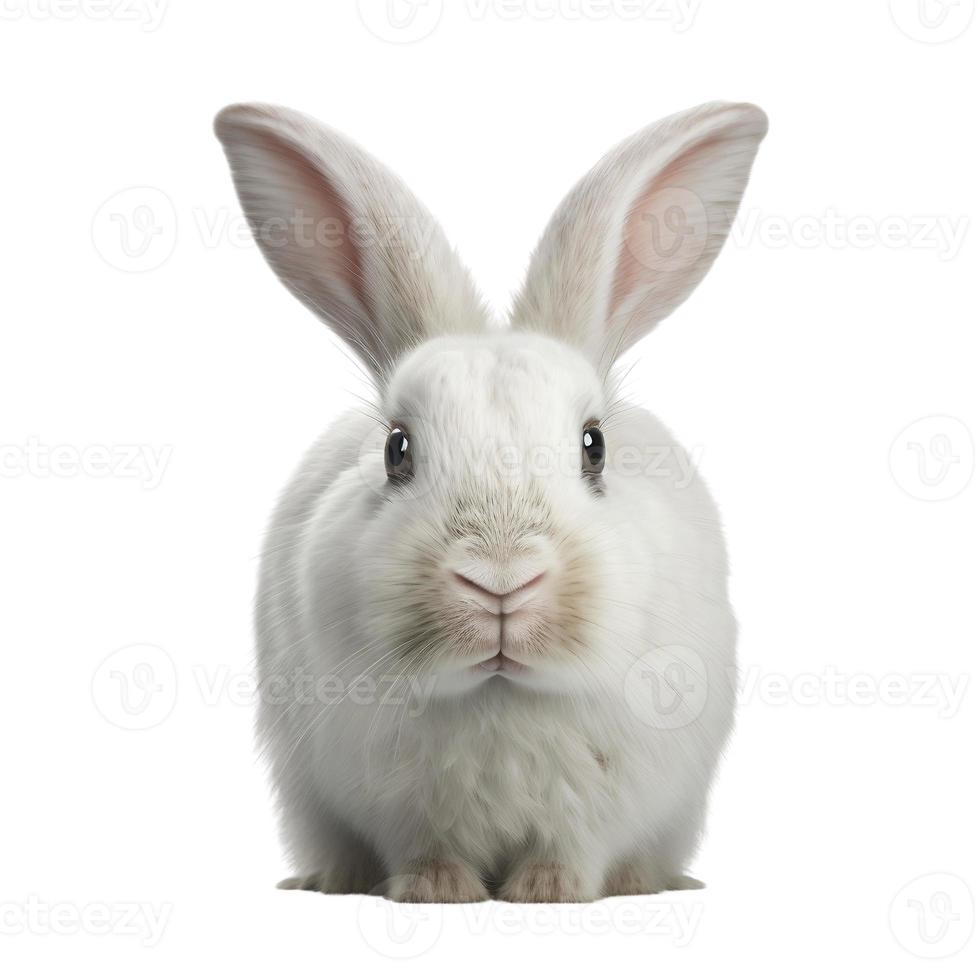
xmin=610 ymin=133 xmax=731 ymax=340
xmin=244 ymin=127 xmax=370 ymax=322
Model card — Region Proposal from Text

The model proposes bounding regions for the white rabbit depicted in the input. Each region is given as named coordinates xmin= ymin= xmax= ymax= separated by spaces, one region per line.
xmin=215 ymin=100 xmax=766 ymax=902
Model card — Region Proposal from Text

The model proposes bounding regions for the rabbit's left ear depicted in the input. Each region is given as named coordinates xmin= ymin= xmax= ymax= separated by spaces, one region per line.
xmin=511 ymin=102 xmax=767 ymax=370
xmin=214 ymin=103 xmax=489 ymax=381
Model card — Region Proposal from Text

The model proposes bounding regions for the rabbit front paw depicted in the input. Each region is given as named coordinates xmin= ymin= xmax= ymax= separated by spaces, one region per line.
xmin=498 ymin=861 xmax=595 ymax=903
xmin=387 ymin=859 xmax=490 ymax=903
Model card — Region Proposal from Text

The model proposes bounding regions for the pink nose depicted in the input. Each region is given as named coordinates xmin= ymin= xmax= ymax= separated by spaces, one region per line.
xmin=452 ymin=568 xmax=547 ymax=615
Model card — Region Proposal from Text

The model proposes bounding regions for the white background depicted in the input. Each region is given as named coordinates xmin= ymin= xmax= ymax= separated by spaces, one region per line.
xmin=1 ymin=1 xmax=978 ymax=976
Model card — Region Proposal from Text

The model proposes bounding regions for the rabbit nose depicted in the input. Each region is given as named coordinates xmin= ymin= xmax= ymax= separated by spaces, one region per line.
xmin=452 ymin=568 xmax=547 ymax=615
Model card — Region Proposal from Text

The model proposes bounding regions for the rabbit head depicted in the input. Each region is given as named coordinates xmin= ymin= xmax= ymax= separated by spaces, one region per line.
xmin=215 ymin=102 xmax=766 ymax=699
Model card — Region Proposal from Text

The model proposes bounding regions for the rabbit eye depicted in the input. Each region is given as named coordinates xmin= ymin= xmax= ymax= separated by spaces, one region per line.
xmin=582 ymin=425 xmax=605 ymax=474
xmin=385 ymin=426 xmax=412 ymax=479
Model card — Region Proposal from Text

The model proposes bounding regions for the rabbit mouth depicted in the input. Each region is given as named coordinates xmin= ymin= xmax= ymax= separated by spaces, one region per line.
xmin=475 ymin=652 xmax=527 ymax=675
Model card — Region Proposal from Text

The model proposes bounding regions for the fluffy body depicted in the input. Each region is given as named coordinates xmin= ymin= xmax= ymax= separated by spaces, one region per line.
xmin=257 ymin=334 xmax=734 ymax=900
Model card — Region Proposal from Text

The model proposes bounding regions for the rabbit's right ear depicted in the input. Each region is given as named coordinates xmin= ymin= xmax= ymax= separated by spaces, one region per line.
xmin=214 ymin=104 xmax=489 ymax=381
xmin=511 ymin=102 xmax=767 ymax=372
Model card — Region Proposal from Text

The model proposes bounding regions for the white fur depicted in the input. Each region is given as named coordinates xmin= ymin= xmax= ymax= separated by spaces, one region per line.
xmin=215 ymin=101 xmax=767 ymax=901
